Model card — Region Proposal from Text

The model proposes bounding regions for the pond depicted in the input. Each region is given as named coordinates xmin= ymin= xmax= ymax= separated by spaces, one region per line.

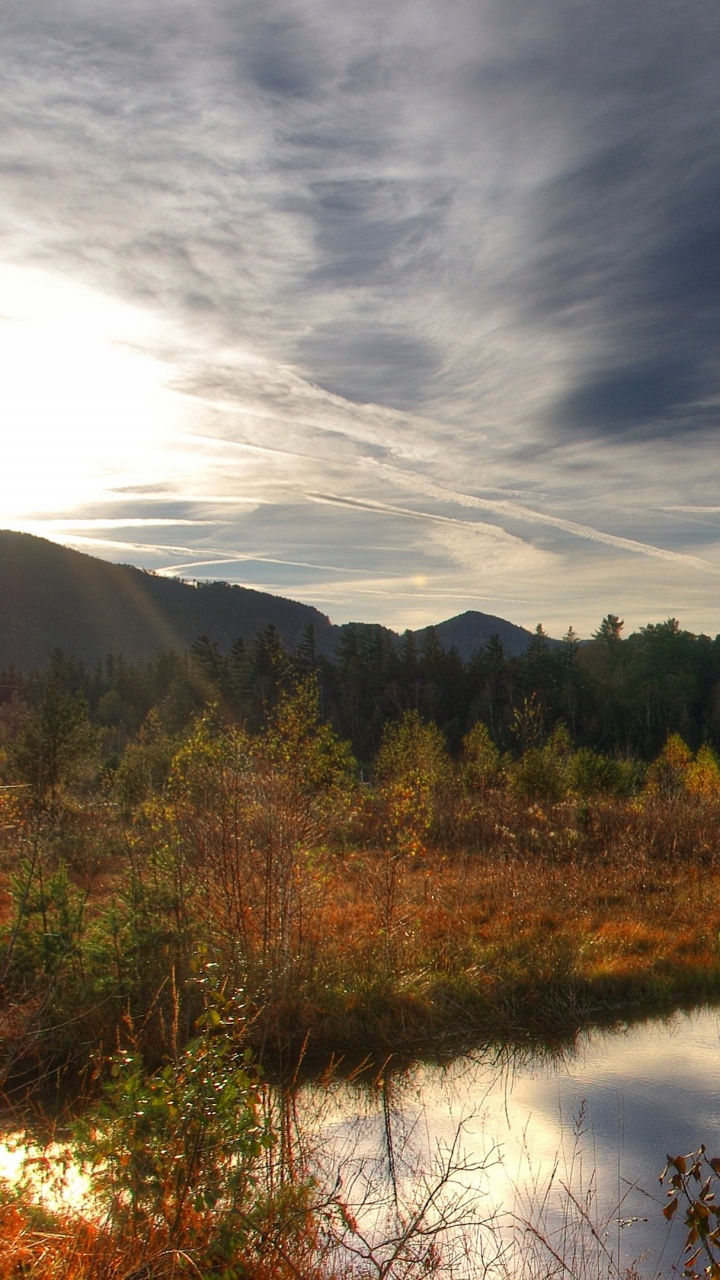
xmin=295 ymin=1004 xmax=720 ymax=1276
xmin=2 ymin=1005 xmax=720 ymax=1275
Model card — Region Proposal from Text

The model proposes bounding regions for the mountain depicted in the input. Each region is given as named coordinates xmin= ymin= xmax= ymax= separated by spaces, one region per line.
xmin=0 ymin=530 xmax=336 ymax=671
xmin=415 ymin=611 xmax=540 ymax=660
xmin=0 ymin=530 xmax=542 ymax=671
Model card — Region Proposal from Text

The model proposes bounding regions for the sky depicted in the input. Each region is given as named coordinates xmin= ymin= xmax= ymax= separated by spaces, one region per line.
xmin=2 ymin=0 xmax=720 ymax=639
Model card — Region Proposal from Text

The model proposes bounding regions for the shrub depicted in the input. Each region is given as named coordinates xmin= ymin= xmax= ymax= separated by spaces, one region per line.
xmin=375 ymin=710 xmax=450 ymax=856
xmin=570 ymin=747 xmax=626 ymax=797
xmin=646 ymin=733 xmax=693 ymax=797
xmin=687 ymin=744 xmax=720 ymax=797
xmin=460 ymin=721 xmax=502 ymax=793
xmin=74 ymin=992 xmax=273 ymax=1251
xmin=511 ymin=737 xmax=570 ymax=805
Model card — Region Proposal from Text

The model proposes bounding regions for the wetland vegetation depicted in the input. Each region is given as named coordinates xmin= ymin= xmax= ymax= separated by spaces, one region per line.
xmin=2 ymin=617 xmax=720 ymax=1276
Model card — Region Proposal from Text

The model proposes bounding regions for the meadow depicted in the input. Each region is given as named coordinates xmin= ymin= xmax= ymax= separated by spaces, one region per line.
xmin=2 ymin=674 xmax=720 ymax=1277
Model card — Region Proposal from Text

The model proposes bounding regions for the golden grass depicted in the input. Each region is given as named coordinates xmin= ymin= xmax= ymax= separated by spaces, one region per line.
xmin=3 ymin=787 xmax=720 ymax=1278
xmin=4 ymin=787 xmax=720 ymax=1068
xmin=285 ymin=791 xmax=720 ymax=1044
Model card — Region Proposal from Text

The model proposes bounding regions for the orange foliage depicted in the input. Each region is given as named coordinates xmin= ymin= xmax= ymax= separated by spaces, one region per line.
xmin=0 ymin=1204 xmax=116 ymax=1280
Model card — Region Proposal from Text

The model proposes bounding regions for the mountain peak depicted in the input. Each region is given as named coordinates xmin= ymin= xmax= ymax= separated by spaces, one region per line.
xmin=0 ymin=530 xmax=544 ymax=670
xmin=412 ymin=609 xmax=538 ymax=659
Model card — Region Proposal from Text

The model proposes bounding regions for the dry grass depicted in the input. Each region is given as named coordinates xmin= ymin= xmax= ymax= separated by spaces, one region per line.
xmin=3 ymin=786 xmax=718 ymax=1278
xmin=3 ymin=785 xmax=720 ymax=1071
xmin=287 ymin=790 xmax=720 ymax=1049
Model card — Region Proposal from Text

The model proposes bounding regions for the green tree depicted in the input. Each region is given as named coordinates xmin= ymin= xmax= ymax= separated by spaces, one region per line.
xmin=375 ymin=710 xmax=450 ymax=858
xmin=10 ymin=657 xmax=96 ymax=802
xmin=190 ymin=634 xmax=224 ymax=693
xmin=72 ymin=982 xmax=284 ymax=1268
xmin=466 ymin=634 xmax=512 ymax=743
xmin=333 ymin=624 xmax=398 ymax=760
xmin=510 ymin=723 xmax=572 ymax=804
xmin=460 ymin=720 xmax=502 ymax=792
xmin=594 ymin=614 xmax=624 ymax=644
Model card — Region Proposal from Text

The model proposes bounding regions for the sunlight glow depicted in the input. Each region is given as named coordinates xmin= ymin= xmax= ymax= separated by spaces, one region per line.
xmin=0 ymin=266 xmax=184 ymax=514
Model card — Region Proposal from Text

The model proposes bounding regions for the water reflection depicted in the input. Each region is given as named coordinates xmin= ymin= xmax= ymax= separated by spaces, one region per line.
xmin=3 ymin=1008 xmax=720 ymax=1274
xmin=0 ymin=1133 xmax=91 ymax=1210
xmin=296 ymin=1006 xmax=720 ymax=1275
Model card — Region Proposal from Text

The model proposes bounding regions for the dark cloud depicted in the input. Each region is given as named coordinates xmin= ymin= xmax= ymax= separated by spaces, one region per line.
xmin=641 ymin=204 xmax=720 ymax=323
xmin=242 ymin=17 xmax=327 ymax=98
xmin=282 ymin=128 xmax=386 ymax=164
xmin=297 ymin=323 xmax=442 ymax=408
xmin=554 ymin=360 xmax=695 ymax=436
xmin=304 ymin=180 xmax=442 ymax=286
xmin=498 ymin=1 xmax=720 ymax=440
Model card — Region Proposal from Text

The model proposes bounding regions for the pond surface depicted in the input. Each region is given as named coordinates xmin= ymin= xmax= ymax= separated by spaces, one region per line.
xmin=296 ymin=1005 xmax=720 ymax=1275
xmin=3 ymin=1006 xmax=720 ymax=1275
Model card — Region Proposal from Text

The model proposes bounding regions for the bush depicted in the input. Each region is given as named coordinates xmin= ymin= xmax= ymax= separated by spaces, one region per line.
xmin=375 ymin=710 xmax=451 ymax=856
xmin=460 ymin=721 xmax=502 ymax=793
xmin=570 ymin=747 xmax=627 ymax=797
xmin=511 ymin=732 xmax=571 ymax=805
xmin=645 ymin=732 xmax=693 ymax=797
xmin=74 ymin=990 xmax=273 ymax=1253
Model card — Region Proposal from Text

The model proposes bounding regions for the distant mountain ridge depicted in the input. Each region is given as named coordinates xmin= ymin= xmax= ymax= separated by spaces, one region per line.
xmin=414 ymin=612 xmax=542 ymax=660
xmin=0 ymin=530 xmax=541 ymax=671
xmin=0 ymin=531 xmax=336 ymax=671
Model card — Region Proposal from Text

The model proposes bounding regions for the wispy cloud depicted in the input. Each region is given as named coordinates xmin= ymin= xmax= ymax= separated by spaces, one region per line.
xmin=2 ymin=0 xmax=720 ymax=636
xmin=364 ymin=462 xmax=720 ymax=571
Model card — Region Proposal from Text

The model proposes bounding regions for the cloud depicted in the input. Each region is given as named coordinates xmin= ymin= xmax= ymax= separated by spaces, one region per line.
xmin=3 ymin=0 xmax=720 ymax=635
xmin=553 ymin=360 xmax=696 ymax=437
xmin=296 ymin=323 xmax=443 ymax=408
xmin=364 ymin=460 xmax=720 ymax=572
xmin=511 ymin=5 xmax=720 ymax=441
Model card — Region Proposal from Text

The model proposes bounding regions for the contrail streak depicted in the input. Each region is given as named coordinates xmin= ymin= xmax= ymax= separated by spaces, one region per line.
xmin=363 ymin=462 xmax=718 ymax=571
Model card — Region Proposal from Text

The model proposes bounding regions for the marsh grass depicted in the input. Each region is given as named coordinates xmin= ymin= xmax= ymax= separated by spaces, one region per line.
xmin=507 ymin=1111 xmax=654 ymax=1280
xmin=3 ymin=778 xmax=720 ymax=1079
xmin=278 ymin=792 xmax=720 ymax=1054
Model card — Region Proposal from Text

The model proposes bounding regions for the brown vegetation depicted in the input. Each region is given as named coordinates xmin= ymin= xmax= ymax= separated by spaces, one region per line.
xmin=2 ymin=686 xmax=720 ymax=1277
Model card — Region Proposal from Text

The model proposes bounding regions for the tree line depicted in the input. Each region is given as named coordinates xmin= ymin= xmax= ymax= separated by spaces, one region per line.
xmin=2 ymin=613 xmax=720 ymax=787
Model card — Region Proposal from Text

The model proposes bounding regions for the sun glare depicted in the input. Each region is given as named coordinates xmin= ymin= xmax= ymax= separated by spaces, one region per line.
xmin=1 ymin=266 xmax=182 ymax=516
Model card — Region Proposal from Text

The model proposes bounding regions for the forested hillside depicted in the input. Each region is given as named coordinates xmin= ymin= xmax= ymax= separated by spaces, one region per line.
xmin=1 ymin=606 xmax=718 ymax=767
xmin=0 ymin=530 xmax=539 ymax=671
xmin=3 ymin=531 xmax=720 ymax=761
xmin=0 ymin=530 xmax=337 ymax=668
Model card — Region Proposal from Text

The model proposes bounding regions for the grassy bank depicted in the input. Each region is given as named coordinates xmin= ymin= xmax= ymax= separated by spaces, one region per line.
xmin=3 ymin=779 xmax=720 ymax=1084
xmin=235 ymin=795 xmax=720 ymax=1061
xmin=4 ymin=691 xmax=720 ymax=1276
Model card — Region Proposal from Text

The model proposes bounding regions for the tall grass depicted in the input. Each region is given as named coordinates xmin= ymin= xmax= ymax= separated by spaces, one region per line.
xmin=4 ymin=729 xmax=720 ymax=1077
xmin=4 ymin=682 xmax=720 ymax=1276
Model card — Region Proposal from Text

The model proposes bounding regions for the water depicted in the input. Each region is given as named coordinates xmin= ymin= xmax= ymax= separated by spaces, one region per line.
xmin=295 ymin=1006 xmax=720 ymax=1275
xmin=3 ymin=1007 xmax=720 ymax=1274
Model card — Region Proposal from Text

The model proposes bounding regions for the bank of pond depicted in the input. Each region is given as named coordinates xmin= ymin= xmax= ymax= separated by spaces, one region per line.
xmin=2 ymin=1004 xmax=720 ymax=1279
xmin=3 ymin=684 xmax=720 ymax=1274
